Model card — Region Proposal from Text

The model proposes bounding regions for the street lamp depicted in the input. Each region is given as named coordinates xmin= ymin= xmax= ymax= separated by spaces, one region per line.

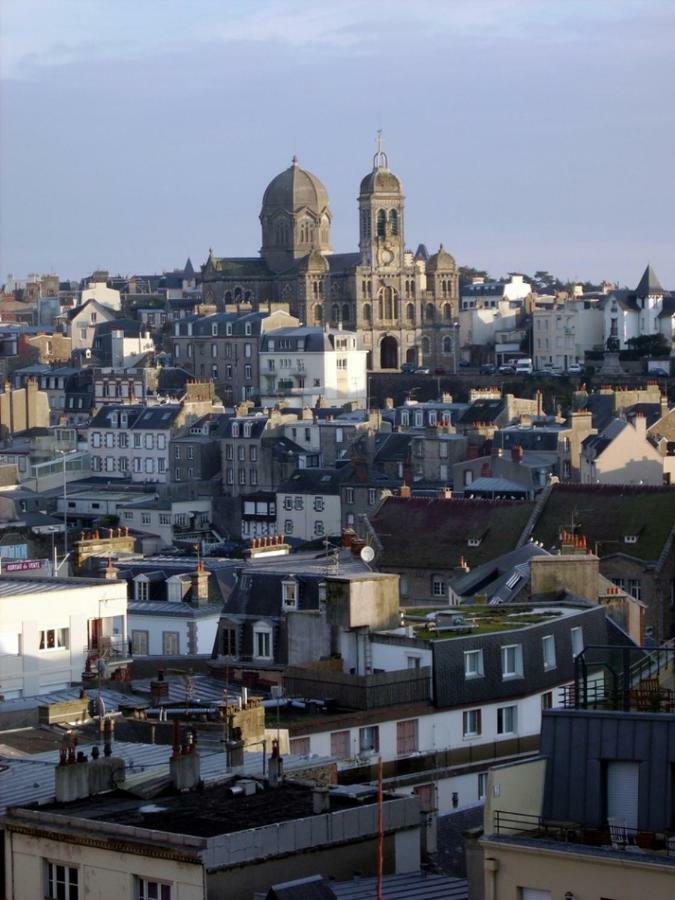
xmin=56 ymin=450 xmax=69 ymax=564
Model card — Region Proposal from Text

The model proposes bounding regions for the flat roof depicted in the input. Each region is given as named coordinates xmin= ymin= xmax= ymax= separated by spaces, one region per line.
xmin=0 ymin=575 xmax=119 ymax=595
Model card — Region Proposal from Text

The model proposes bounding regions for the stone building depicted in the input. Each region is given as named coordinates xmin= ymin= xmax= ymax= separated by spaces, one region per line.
xmin=201 ymin=137 xmax=460 ymax=371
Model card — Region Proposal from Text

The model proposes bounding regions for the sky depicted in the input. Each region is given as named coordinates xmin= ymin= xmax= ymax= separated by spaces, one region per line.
xmin=1 ymin=0 xmax=674 ymax=287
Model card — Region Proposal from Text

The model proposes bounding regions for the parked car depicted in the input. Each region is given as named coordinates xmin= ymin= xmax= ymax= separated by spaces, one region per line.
xmin=566 ymin=363 xmax=583 ymax=375
xmin=498 ymin=364 xmax=515 ymax=375
xmin=515 ymin=358 xmax=533 ymax=375
xmin=400 ymin=362 xmax=417 ymax=374
xmin=459 ymin=359 xmax=471 ymax=368
xmin=415 ymin=366 xmax=431 ymax=375
xmin=649 ymin=367 xmax=670 ymax=377
xmin=480 ymin=363 xmax=496 ymax=375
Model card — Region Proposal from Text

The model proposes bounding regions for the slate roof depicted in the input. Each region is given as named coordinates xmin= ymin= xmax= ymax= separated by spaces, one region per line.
xmin=277 ymin=466 xmax=352 ymax=495
xmin=369 ymin=496 xmax=535 ymax=569
xmin=635 ymin=264 xmax=667 ymax=297
xmin=327 ymin=252 xmax=361 ymax=273
xmin=373 ymin=432 xmax=412 ymax=463
xmin=459 ymin=398 xmax=505 ymax=425
xmin=465 ymin=476 xmax=531 ymax=496
xmin=495 ymin=427 xmax=562 ymax=452
xmin=530 ymin=484 xmax=675 ymax=560
xmin=450 ymin=543 xmax=549 ymax=600
xmin=88 ymin=404 xmax=181 ymax=429
xmin=581 ymin=418 xmax=627 ymax=459
xmin=205 ymin=256 xmax=274 ymax=278
xmin=261 ymin=326 xmax=358 ymax=352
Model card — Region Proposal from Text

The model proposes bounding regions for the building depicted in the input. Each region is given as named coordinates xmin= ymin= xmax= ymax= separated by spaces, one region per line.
xmin=172 ymin=308 xmax=299 ymax=404
xmin=600 ymin=265 xmax=674 ymax=350
xmin=532 ymin=296 xmax=604 ymax=370
xmin=63 ymin=299 xmax=118 ymax=355
xmin=118 ymin=498 xmax=213 ymax=550
xmin=580 ymin=414 xmax=668 ymax=485
xmin=479 ymin=651 xmax=675 ymax=900
xmin=0 ymin=379 xmax=50 ymax=438
xmin=201 ymin=139 xmax=460 ymax=371
xmin=260 ymin=326 xmax=367 ymax=408
xmin=0 ymin=574 xmax=128 ymax=699
xmin=276 ymin=467 xmax=351 ymax=542
xmin=459 ymin=275 xmax=531 ymax=365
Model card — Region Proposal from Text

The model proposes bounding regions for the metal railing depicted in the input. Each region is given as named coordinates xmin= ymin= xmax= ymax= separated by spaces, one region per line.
xmin=85 ymin=638 xmax=131 ymax=660
xmin=493 ymin=810 xmax=675 ymax=856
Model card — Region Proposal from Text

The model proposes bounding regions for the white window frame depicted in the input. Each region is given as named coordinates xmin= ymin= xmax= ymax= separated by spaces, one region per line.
xmin=462 ymin=708 xmax=482 ymax=737
xmin=542 ymin=634 xmax=556 ymax=670
xmin=45 ymin=860 xmax=79 ymax=900
xmin=464 ymin=649 xmax=484 ymax=679
xmin=501 ymin=643 xmax=523 ymax=680
xmin=39 ymin=628 xmax=69 ymax=651
xmin=570 ymin=626 xmax=583 ymax=658
xmin=135 ymin=876 xmax=172 ymax=900
xmin=497 ymin=704 xmax=518 ymax=735
xmin=253 ymin=622 xmax=273 ymax=659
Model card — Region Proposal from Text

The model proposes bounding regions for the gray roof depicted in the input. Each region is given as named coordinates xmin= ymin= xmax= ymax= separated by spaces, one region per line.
xmin=277 ymin=466 xmax=352 ymax=495
xmin=0 ymin=575 xmax=116 ymax=596
xmin=88 ymin=404 xmax=181 ymax=430
xmin=465 ymin=476 xmax=531 ymax=495
xmin=332 ymin=872 xmax=467 ymax=899
xmin=635 ymin=264 xmax=666 ymax=297
xmin=261 ymin=327 xmax=358 ymax=353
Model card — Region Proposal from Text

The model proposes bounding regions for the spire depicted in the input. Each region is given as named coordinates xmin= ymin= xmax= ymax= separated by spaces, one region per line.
xmin=635 ymin=264 xmax=664 ymax=297
xmin=372 ymin=129 xmax=388 ymax=171
xmin=291 ymin=154 xmax=299 ymax=167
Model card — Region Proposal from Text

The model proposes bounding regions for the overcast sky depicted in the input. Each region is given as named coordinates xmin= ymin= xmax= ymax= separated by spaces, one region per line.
xmin=1 ymin=0 xmax=674 ymax=287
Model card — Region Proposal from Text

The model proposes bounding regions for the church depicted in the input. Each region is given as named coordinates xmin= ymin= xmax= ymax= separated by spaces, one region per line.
xmin=201 ymin=138 xmax=459 ymax=371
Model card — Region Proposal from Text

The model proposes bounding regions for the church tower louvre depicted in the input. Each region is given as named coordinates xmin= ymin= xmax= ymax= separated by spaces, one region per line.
xmin=358 ymin=132 xmax=405 ymax=271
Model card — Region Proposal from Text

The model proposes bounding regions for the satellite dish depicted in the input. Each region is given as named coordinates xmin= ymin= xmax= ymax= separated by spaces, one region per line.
xmin=360 ymin=545 xmax=375 ymax=563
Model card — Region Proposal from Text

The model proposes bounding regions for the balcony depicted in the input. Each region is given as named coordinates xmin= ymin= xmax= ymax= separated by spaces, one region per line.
xmin=560 ymin=645 xmax=675 ymax=714
xmin=85 ymin=638 xmax=131 ymax=661
xmin=493 ymin=810 xmax=675 ymax=858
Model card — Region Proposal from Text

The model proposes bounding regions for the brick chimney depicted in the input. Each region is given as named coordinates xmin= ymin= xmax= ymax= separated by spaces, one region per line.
xmin=170 ymin=722 xmax=201 ymax=790
xmin=511 ymin=444 xmax=524 ymax=464
xmin=103 ymin=557 xmax=118 ymax=581
xmin=399 ymin=482 xmax=411 ymax=498
xmin=191 ymin=559 xmax=209 ymax=607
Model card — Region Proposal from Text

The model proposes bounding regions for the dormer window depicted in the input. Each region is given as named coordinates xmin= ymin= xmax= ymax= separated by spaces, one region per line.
xmin=226 ymin=323 xmax=233 ymax=336
xmin=624 ymin=534 xmax=639 ymax=544
xmin=467 ymin=537 xmax=482 ymax=548
xmin=232 ymin=423 xmax=239 ymax=438
xmin=120 ymin=412 xmax=128 ymax=428
xmin=134 ymin=576 xmax=149 ymax=602
xmin=282 ymin=578 xmax=298 ymax=609
xmin=211 ymin=323 xmax=218 ymax=336
xmin=245 ymin=322 xmax=252 ymax=335
xmin=268 ymin=339 xmax=275 ymax=351
xmin=243 ymin=422 xmax=252 ymax=438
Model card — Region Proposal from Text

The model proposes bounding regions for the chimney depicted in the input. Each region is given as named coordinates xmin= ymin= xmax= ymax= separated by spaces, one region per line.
xmin=55 ymin=733 xmax=90 ymax=803
xmin=268 ymin=739 xmax=283 ymax=787
xmin=399 ymin=482 xmax=411 ymax=498
xmin=170 ymin=727 xmax=201 ymax=790
xmin=312 ymin=786 xmax=331 ymax=814
xmin=536 ymin=389 xmax=543 ymax=418
xmin=151 ymin=668 xmax=169 ymax=704
xmin=341 ymin=528 xmax=356 ymax=548
xmin=633 ymin=411 xmax=647 ymax=437
xmin=384 ymin=397 xmax=394 ymax=409
xmin=511 ymin=444 xmax=524 ymax=464
xmin=191 ymin=560 xmax=209 ymax=607
xmin=103 ymin=557 xmax=118 ymax=581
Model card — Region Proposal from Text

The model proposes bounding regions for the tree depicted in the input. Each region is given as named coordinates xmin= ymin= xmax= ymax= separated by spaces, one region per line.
xmin=626 ymin=334 xmax=670 ymax=356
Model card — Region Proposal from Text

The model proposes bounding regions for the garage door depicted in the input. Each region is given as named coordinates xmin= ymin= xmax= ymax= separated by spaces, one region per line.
xmin=521 ymin=890 xmax=551 ymax=900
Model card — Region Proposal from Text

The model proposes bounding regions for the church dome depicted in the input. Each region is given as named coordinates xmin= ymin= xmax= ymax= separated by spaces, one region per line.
xmin=359 ymin=168 xmax=402 ymax=196
xmin=427 ymin=244 xmax=456 ymax=271
xmin=261 ymin=157 xmax=330 ymax=215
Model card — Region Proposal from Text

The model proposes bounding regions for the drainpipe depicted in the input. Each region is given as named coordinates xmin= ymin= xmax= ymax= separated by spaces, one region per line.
xmin=484 ymin=857 xmax=499 ymax=900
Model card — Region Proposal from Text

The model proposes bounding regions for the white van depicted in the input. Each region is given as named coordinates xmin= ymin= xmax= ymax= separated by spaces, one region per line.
xmin=515 ymin=358 xmax=533 ymax=375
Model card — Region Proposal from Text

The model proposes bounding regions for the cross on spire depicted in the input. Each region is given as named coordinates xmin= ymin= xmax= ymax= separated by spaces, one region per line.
xmin=373 ymin=129 xmax=388 ymax=171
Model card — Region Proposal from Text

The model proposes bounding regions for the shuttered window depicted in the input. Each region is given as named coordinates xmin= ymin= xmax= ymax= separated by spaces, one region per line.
xmin=289 ymin=737 xmax=310 ymax=756
xmin=396 ymin=719 xmax=419 ymax=755
xmin=330 ymin=730 xmax=350 ymax=758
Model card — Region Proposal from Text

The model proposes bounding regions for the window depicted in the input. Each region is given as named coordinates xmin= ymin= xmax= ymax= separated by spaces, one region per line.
xmin=396 ymin=719 xmax=418 ymax=755
xmin=627 ymin=579 xmax=641 ymax=601
xmin=330 ymin=730 xmax=351 ymax=758
xmin=501 ymin=644 xmax=523 ymax=679
xmin=282 ymin=579 xmax=297 ymax=609
xmin=542 ymin=635 xmax=556 ymax=670
xmin=284 ymin=519 xmax=293 ymax=535
xmin=162 ymin=632 xmax=179 ymax=655
xmin=222 ymin=626 xmax=237 ymax=656
xmin=132 ymin=631 xmax=149 ymax=655
xmin=464 ymin=649 xmax=484 ymax=679
xmin=497 ymin=705 xmax=517 ymax=735
xmin=141 ymin=512 xmax=151 ymax=525
xmin=254 ymin=623 xmax=273 ymax=659
xmin=135 ymin=579 xmax=149 ymax=602
xmin=406 ymin=655 xmax=420 ymax=669
xmin=463 ymin=708 xmax=482 ymax=737
xmin=45 ymin=860 xmax=79 ymax=900
xmin=313 ymin=496 xmax=324 ymax=512
xmin=294 ymin=496 xmax=303 ymax=510
xmin=570 ymin=626 xmax=583 ymax=658
xmin=135 ymin=877 xmax=171 ymax=900
xmin=245 ymin=364 xmax=252 ymax=380
xmin=541 ymin=691 xmax=553 ymax=710
xmin=39 ymin=628 xmax=68 ymax=651
xmin=432 ymin=576 xmax=446 ymax=597
xmin=359 ymin=725 xmax=379 ymax=753
xmin=283 ymin=496 xmax=293 ymax=510
xmin=345 ymin=487 xmax=354 ymax=504
xmin=314 ymin=520 xmax=325 ymax=536
xmin=478 ymin=772 xmax=488 ymax=800
xmin=368 ymin=488 xmax=377 ymax=505
xmin=290 ymin=736 xmax=310 ymax=755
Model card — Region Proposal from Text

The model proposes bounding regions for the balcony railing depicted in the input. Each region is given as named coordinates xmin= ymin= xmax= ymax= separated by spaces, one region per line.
xmin=560 ymin=645 xmax=675 ymax=714
xmin=493 ymin=810 xmax=675 ymax=856
xmin=85 ymin=638 xmax=131 ymax=661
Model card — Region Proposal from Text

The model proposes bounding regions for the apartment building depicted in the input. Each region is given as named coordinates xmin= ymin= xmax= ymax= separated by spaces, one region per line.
xmin=532 ymin=296 xmax=604 ymax=370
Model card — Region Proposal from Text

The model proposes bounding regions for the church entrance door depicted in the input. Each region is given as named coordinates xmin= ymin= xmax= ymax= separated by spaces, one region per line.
xmin=380 ymin=335 xmax=398 ymax=370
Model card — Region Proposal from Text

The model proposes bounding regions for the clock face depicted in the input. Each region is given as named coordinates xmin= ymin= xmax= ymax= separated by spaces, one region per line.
xmin=379 ymin=247 xmax=394 ymax=266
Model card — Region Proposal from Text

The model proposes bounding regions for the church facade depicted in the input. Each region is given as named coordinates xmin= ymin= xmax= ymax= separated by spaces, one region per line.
xmin=201 ymin=141 xmax=459 ymax=371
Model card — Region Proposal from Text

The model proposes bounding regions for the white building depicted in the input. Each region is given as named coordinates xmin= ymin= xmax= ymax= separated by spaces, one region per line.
xmin=110 ymin=328 xmax=155 ymax=368
xmin=0 ymin=575 xmax=128 ymax=699
xmin=459 ymin=275 xmax=530 ymax=362
xmin=118 ymin=498 xmax=212 ymax=549
xmin=80 ymin=274 xmax=122 ymax=311
xmin=532 ymin=297 xmax=604 ymax=370
xmin=600 ymin=265 xmax=674 ymax=350
xmin=260 ymin=326 xmax=367 ymax=408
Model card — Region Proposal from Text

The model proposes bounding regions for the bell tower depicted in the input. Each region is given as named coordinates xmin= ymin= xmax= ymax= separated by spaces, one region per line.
xmin=358 ymin=132 xmax=404 ymax=270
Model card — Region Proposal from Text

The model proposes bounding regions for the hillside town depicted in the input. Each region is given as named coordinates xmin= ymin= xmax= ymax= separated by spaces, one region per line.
xmin=0 ymin=144 xmax=673 ymax=900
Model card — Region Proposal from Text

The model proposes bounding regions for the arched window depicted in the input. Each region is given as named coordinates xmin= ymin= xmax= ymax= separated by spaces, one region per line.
xmin=342 ymin=303 xmax=350 ymax=323
xmin=379 ymin=287 xmax=395 ymax=320
xmin=376 ymin=209 xmax=386 ymax=237
xmin=442 ymin=336 xmax=452 ymax=354
xmin=234 ymin=287 xmax=242 ymax=300
xmin=426 ymin=303 xmax=435 ymax=323
xmin=332 ymin=303 xmax=340 ymax=323
xmin=363 ymin=303 xmax=372 ymax=324
xmin=314 ymin=305 xmax=323 ymax=324
xmin=443 ymin=303 xmax=452 ymax=321
xmin=389 ymin=209 xmax=399 ymax=236
xmin=224 ymin=291 xmax=232 ymax=303
xmin=406 ymin=303 xmax=415 ymax=323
